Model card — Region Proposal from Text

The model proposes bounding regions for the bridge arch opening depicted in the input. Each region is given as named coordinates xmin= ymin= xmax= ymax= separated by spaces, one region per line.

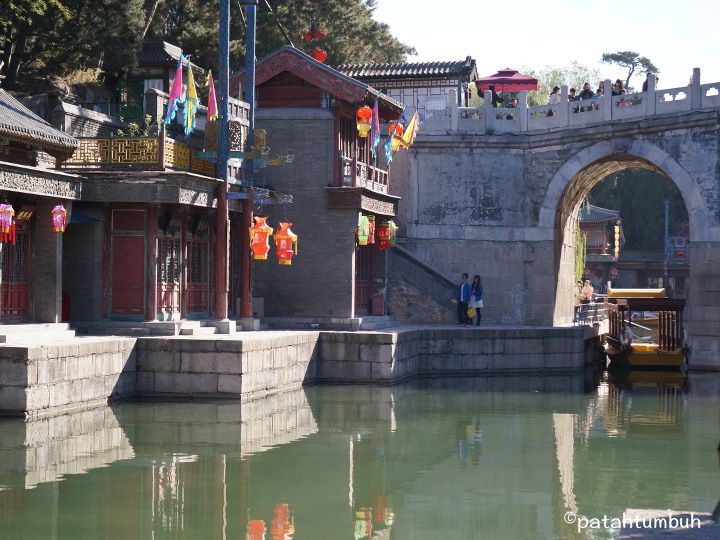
xmin=548 ymin=149 xmax=697 ymax=326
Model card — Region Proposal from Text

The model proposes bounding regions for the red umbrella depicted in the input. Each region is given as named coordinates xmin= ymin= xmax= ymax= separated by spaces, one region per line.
xmin=475 ymin=68 xmax=539 ymax=93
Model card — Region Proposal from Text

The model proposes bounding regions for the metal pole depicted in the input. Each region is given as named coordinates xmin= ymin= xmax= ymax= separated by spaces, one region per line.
xmin=664 ymin=198 xmax=670 ymax=293
xmin=240 ymin=1 xmax=257 ymax=320
xmin=214 ymin=0 xmax=230 ymax=319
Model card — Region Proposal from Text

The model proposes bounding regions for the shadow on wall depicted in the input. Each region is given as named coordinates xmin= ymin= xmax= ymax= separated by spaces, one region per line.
xmin=387 ymin=275 xmax=455 ymax=324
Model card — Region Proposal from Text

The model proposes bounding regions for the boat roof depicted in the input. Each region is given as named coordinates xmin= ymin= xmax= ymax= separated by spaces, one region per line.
xmin=607 ymin=288 xmax=665 ymax=298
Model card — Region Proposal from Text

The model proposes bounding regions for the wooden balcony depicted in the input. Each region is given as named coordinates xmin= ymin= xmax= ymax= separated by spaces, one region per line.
xmin=61 ymin=135 xmax=216 ymax=176
xmin=339 ymin=156 xmax=389 ymax=195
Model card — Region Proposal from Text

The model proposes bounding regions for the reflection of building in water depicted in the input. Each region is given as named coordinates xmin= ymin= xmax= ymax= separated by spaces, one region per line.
xmin=151 ymin=453 xmax=197 ymax=533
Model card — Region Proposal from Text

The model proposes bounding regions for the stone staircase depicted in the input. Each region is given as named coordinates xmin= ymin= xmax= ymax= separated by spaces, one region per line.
xmin=0 ymin=323 xmax=76 ymax=344
xmin=263 ymin=315 xmax=400 ymax=331
xmin=73 ymin=320 xmax=220 ymax=337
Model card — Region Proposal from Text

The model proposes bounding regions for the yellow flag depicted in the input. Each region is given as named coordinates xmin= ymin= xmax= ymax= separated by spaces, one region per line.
xmin=184 ymin=62 xmax=198 ymax=135
xmin=398 ymin=111 xmax=419 ymax=149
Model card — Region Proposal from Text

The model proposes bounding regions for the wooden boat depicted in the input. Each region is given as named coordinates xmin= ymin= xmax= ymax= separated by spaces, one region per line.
xmin=605 ymin=288 xmax=686 ymax=369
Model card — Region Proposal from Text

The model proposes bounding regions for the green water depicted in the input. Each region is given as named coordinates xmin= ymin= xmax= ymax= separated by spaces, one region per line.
xmin=1 ymin=372 xmax=718 ymax=540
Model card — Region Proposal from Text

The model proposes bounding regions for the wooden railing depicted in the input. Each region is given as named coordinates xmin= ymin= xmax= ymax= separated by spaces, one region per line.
xmin=339 ymin=156 xmax=389 ymax=194
xmin=62 ymin=135 xmax=216 ymax=176
xmin=448 ymin=70 xmax=720 ymax=135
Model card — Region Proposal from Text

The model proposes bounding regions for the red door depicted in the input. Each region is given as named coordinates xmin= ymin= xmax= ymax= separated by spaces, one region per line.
xmin=1 ymin=227 xmax=31 ymax=322
xmin=111 ymin=236 xmax=145 ymax=315
xmin=157 ymin=236 xmax=181 ymax=318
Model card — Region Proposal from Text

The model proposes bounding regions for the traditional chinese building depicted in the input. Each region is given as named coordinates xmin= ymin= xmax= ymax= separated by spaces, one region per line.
xmin=0 ymin=89 xmax=80 ymax=325
xmin=579 ymin=204 xmax=623 ymax=293
xmin=338 ymin=57 xmax=477 ymax=121
xmin=229 ymin=46 xmax=404 ymax=321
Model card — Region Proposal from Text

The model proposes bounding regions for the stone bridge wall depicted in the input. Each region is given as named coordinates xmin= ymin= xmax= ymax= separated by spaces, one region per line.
xmin=392 ymin=104 xmax=720 ymax=369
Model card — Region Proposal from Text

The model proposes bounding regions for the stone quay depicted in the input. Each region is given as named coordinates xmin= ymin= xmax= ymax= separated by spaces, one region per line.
xmin=0 ymin=325 xmax=602 ymax=419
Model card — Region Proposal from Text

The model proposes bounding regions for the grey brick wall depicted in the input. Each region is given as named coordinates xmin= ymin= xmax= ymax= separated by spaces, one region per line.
xmin=249 ymin=109 xmax=357 ymax=317
xmin=32 ymin=199 xmax=64 ymax=323
xmin=387 ymin=245 xmax=456 ymax=323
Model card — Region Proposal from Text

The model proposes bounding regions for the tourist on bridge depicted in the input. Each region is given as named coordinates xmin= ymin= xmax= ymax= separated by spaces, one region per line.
xmin=453 ymin=273 xmax=472 ymax=326
xmin=568 ymin=88 xmax=577 ymax=101
xmin=488 ymin=85 xmax=504 ymax=107
xmin=469 ymin=275 xmax=484 ymax=326
xmin=612 ymin=79 xmax=625 ymax=96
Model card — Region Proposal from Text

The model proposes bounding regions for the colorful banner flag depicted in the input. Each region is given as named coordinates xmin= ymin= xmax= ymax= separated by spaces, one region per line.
xmin=370 ymin=100 xmax=380 ymax=160
xmin=384 ymin=127 xmax=395 ymax=165
xmin=164 ymin=54 xmax=185 ymax=125
xmin=398 ymin=111 xmax=419 ymax=149
xmin=183 ymin=61 xmax=199 ymax=135
xmin=207 ymin=70 xmax=218 ymax=122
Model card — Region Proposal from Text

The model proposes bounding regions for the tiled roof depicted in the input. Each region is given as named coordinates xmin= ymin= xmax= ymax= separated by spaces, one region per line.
xmin=230 ymin=46 xmax=404 ymax=114
xmin=580 ymin=204 xmax=621 ymax=223
xmin=0 ymin=89 xmax=77 ymax=158
xmin=137 ymin=41 xmax=204 ymax=73
xmin=338 ymin=57 xmax=477 ymax=81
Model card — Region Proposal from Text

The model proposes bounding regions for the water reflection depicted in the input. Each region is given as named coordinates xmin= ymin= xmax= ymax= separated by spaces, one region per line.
xmin=0 ymin=373 xmax=718 ymax=539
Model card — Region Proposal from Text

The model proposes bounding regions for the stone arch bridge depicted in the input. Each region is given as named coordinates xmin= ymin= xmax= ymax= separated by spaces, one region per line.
xmin=392 ymin=72 xmax=720 ymax=369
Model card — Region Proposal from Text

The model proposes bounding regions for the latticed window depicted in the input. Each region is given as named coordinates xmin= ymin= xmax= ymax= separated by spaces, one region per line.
xmin=157 ymin=238 xmax=181 ymax=284
xmin=340 ymin=116 xmax=356 ymax=159
xmin=2 ymin=231 xmax=28 ymax=283
xmin=187 ymin=240 xmax=208 ymax=284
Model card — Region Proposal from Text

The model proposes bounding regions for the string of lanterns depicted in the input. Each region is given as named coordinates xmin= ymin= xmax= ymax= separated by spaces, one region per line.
xmin=0 ymin=203 xmax=67 ymax=244
xmin=249 ymin=216 xmax=299 ymax=265
xmin=357 ymin=214 xmax=398 ymax=250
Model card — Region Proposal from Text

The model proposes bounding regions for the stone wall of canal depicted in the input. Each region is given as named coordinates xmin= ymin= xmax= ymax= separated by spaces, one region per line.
xmin=0 ymin=326 xmax=600 ymax=418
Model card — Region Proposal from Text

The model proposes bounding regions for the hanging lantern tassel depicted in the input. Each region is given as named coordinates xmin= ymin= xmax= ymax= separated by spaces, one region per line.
xmin=249 ymin=216 xmax=274 ymax=260
xmin=275 ymin=222 xmax=298 ymax=265
xmin=51 ymin=204 xmax=68 ymax=233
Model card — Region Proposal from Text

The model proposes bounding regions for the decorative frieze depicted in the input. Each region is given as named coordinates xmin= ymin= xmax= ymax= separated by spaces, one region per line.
xmin=0 ymin=162 xmax=81 ymax=199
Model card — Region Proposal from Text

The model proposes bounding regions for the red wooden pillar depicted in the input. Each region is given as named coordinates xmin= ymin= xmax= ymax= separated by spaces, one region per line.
xmin=146 ymin=205 xmax=158 ymax=321
xmin=214 ymin=183 xmax=229 ymax=319
xmin=240 ymin=199 xmax=252 ymax=318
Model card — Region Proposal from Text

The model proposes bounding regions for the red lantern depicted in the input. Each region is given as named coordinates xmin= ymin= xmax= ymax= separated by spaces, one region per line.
xmin=51 ymin=204 xmax=67 ymax=232
xmin=249 ymin=216 xmax=274 ymax=260
xmin=356 ymin=105 xmax=372 ymax=138
xmin=367 ymin=215 xmax=376 ymax=244
xmin=313 ymin=47 xmax=328 ymax=63
xmin=275 ymin=222 xmax=298 ymax=265
xmin=389 ymin=122 xmax=404 ymax=152
xmin=377 ymin=221 xmax=392 ymax=251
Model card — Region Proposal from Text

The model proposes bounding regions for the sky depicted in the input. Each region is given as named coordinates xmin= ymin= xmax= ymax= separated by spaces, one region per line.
xmin=373 ymin=0 xmax=719 ymax=91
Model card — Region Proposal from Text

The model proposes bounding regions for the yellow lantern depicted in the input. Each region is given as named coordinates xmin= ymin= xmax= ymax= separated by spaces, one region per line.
xmin=249 ymin=216 xmax=274 ymax=260
xmin=389 ymin=122 xmax=405 ymax=152
xmin=274 ymin=222 xmax=298 ymax=265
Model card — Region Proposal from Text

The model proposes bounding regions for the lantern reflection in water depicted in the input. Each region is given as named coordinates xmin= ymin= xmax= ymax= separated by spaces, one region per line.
xmin=250 ymin=216 xmax=274 ymax=260
xmin=247 ymin=519 xmax=267 ymax=540
xmin=271 ymin=503 xmax=295 ymax=539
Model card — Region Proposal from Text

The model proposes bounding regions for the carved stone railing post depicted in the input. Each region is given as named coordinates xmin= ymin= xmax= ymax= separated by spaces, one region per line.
xmin=646 ymin=73 xmax=657 ymax=115
xmin=484 ymin=90 xmax=493 ymax=133
xmin=560 ymin=85 xmax=569 ymax=126
xmin=519 ymin=91 xmax=528 ymax=132
xmin=603 ymin=79 xmax=612 ymax=121
xmin=449 ymin=89 xmax=459 ymax=131
xmin=691 ymin=67 xmax=701 ymax=110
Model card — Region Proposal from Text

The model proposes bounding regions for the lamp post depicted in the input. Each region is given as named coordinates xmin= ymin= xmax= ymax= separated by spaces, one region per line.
xmin=214 ymin=0 xmax=231 ymax=320
xmin=240 ymin=1 xmax=258 ymax=322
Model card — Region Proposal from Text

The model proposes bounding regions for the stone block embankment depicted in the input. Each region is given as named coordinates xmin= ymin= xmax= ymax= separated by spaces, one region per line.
xmin=316 ymin=326 xmax=592 ymax=383
xmin=134 ymin=332 xmax=319 ymax=401
xmin=0 ymin=338 xmax=136 ymax=419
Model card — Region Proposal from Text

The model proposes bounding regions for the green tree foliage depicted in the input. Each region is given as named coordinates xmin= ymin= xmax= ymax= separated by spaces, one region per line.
xmin=2 ymin=0 xmax=414 ymax=91
xmin=588 ymin=169 xmax=688 ymax=251
xmin=146 ymin=0 xmax=415 ymax=73
xmin=601 ymin=51 xmax=658 ymax=92
xmin=574 ymin=219 xmax=586 ymax=283
xmin=523 ymin=62 xmax=600 ymax=105
xmin=1 ymin=0 xmax=145 ymax=88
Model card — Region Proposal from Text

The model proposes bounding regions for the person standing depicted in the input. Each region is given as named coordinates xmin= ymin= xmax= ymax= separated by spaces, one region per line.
xmin=454 ymin=273 xmax=471 ymax=326
xmin=470 ymin=275 xmax=484 ymax=326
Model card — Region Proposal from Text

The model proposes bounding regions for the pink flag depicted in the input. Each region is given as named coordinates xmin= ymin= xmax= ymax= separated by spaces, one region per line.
xmin=164 ymin=54 xmax=185 ymax=124
xmin=207 ymin=70 xmax=218 ymax=122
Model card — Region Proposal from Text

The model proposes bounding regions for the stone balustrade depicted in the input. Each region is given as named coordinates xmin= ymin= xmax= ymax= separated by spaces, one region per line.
xmin=438 ymin=69 xmax=720 ymax=135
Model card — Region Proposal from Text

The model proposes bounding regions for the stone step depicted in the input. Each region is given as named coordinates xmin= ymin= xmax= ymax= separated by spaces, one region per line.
xmin=0 ymin=330 xmax=77 ymax=344
xmin=179 ymin=326 xmax=217 ymax=336
xmin=0 ymin=323 xmax=71 ymax=334
xmin=81 ymin=327 xmax=151 ymax=337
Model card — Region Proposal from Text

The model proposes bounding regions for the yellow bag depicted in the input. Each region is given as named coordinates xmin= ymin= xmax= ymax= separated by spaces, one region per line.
xmin=467 ymin=306 xmax=477 ymax=318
